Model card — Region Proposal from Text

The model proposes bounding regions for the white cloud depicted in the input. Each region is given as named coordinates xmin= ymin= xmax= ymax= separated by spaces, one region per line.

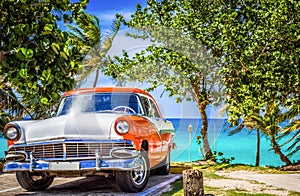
xmin=90 ymin=10 xmax=133 ymax=28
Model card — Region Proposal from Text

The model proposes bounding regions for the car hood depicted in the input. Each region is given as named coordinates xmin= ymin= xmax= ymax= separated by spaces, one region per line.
xmin=23 ymin=113 xmax=123 ymax=143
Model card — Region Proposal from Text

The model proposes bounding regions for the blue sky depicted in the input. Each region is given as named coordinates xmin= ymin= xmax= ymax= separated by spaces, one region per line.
xmin=82 ymin=0 xmax=226 ymax=119
xmin=86 ymin=0 xmax=147 ymax=29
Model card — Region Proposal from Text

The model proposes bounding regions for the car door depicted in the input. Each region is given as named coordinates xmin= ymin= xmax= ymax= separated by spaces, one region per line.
xmin=147 ymin=98 xmax=174 ymax=161
xmin=140 ymin=95 xmax=173 ymax=164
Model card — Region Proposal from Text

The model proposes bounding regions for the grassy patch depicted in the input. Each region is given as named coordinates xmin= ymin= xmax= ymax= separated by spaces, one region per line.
xmin=161 ymin=179 xmax=183 ymax=196
xmin=161 ymin=180 xmax=279 ymax=196
xmin=193 ymin=163 xmax=287 ymax=174
xmin=225 ymin=191 xmax=277 ymax=196
xmin=288 ymin=192 xmax=300 ymax=196
xmin=203 ymin=171 xmax=223 ymax=179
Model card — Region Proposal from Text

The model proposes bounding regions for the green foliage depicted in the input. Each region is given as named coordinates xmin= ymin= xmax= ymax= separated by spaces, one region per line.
xmin=213 ymin=151 xmax=235 ymax=164
xmin=106 ymin=0 xmax=227 ymax=158
xmin=0 ymin=0 xmax=89 ymax=119
xmin=111 ymin=0 xmax=300 ymax=163
xmin=209 ymin=2 xmax=300 ymax=119
xmin=191 ymin=0 xmax=300 ymax=164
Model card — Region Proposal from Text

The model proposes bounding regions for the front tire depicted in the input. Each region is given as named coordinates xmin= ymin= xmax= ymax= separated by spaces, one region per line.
xmin=16 ymin=171 xmax=54 ymax=191
xmin=116 ymin=150 xmax=150 ymax=193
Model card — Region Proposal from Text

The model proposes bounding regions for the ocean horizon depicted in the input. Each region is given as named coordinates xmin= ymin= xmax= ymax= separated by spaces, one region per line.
xmin=1 ymin=118 xmax=298 ymax=166
xmin=168 ymin=118 xmax=299 ymax=167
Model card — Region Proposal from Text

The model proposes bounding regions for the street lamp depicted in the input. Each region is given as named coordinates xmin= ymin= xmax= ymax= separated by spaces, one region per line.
xmin=188 ymin=124 xmax=193 ymax=162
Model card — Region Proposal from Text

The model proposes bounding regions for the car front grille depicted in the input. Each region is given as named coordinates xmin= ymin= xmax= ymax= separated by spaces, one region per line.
xmin=8 ymin=141 xmax=134 ymax=160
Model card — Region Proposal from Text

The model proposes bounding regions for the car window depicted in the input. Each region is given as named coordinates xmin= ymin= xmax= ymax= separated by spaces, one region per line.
xmin=140 ymin=96 xmax=150 ymax=116
xmin=140 ymin=96 xmax=160 ymax=118
xmin=56 ymin=93 xmax=142 ymax=116
xmin=148 ymin=99 xmax=160 ymax=118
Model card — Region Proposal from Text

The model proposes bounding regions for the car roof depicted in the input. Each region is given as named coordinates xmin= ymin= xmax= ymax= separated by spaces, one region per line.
xmin=62 ymin=87 xmax=154 ymax=99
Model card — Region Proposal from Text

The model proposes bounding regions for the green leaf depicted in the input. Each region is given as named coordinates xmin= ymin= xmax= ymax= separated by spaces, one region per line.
xmin=40 ymin=97 xmax=49 ymax=105
xmin=51 ymin=43 xmax=60 ymax=54
xmin=17 ymin=48 xmax=33 ymax=60
xmin=42 ymin=69 xmax=52 ymax=81
xmin=44 ymin=24 xmax=53 ymax=32
xmin=19 ymin=69 xmax=28 ymax=79
xmin=60 ymin=51 xmax=68 ymax=60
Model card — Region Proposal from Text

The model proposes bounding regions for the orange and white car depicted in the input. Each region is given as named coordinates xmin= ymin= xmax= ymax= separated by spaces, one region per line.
xmin=3 ymin=87 xmax=175 ymax=193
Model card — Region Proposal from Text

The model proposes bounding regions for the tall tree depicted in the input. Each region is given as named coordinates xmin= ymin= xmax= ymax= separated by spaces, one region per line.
xmin=107 ymin=0 xmax=223 ymax=158
xmin=67 ymin=12 xmax=121 ymax=88
xmin=0 ymin=0 xmax=89 ymax=119
xmin=106 ymin=0 xmax=300 ymax=164
xmin=207 ymin=0 xmax=300 ymax=165
xmin=106 ymin=2 xmax=225 ymax=159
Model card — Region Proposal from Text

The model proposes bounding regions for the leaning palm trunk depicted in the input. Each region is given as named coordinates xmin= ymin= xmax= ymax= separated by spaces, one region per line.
xmin=270 ymin=135 xmax=292 ymax=165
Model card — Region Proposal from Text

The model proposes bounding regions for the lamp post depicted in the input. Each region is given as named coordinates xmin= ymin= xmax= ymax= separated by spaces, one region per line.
xmin=188 ymin=124 xmax=193 ymax=162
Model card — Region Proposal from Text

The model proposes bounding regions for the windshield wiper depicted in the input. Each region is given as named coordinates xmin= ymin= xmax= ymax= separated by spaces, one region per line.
xmin=96 ymin=110 xmax=114 ymax=113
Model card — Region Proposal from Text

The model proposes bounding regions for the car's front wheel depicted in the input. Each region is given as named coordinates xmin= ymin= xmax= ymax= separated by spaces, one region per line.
xmin=16 ymin=171 xmax=54 ymax=191
xmin=116 ymin=150 xmax=150 ymax=193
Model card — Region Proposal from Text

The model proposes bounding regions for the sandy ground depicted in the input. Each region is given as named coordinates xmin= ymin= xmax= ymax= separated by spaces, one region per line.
xmin=204 ymin=170 xmax=300 ymax=195
xmin=0 ymin=167 xmax=299 ymax=195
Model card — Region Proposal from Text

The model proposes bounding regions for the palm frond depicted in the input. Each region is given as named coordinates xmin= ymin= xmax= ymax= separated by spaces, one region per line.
xmin=286 ymin=140 xmax=299 ymax=157
xmin=283 ymin=104 xmax=300 ymax=120
xmin=282 ymin=120 xmax=300 ymax=133
xmin=228 ymin=121 xmax=244 ymax=136
xmin=0 ymin=87 xmax=32 ymax=130
xmin=65 ymin=24 xmax=86 ymax=42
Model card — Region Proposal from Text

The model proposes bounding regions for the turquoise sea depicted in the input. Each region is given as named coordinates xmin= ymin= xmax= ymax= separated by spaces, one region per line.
xmin=0 ymin=118 xmax=299 ymax=166
xmin=169 ymin=118 xmax=299 ymax=166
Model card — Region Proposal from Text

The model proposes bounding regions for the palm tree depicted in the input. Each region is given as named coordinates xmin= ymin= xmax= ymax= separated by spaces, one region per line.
xmin=227 ymin=120 xmax=261 ymax=166
xmin=226 ymin=102 xmax=300 ymax=166
xmin=0 ymin=83 xmax=32 ymax=132
xmin=244 ymin=102 xmax=293 ymax=165
xmin=278 ymin=104 xmax=300 ymax=159
xmin=66 ymin=11 xmax=120 ymax=87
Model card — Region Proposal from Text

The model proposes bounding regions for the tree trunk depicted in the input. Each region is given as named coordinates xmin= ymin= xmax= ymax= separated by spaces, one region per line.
xmin=182 ymin=169 xmax=204 ymax=196
xmin=270 ymin=136 xmax=292 ymax=165
xmin=198 ymin=103 xmax=212 ymax=159
xmin=255 ymin=129 xmax=260 ymax=166
xmin=93 ymin=69 xmax=99 ymax=87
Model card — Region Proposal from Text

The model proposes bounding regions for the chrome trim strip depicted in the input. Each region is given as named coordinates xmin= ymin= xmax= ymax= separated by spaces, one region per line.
xmin=63 ymin=143 xmax=67 ymax=159
xmin=95 ymin=149 xmax=101 ymax=171
xmin=15 ymin=139 xmax=135 ymax=146
xmin=4 ymin=156 xmax=143 ymax=172
xmin=29 ymin=152 xmax=34 ymax=172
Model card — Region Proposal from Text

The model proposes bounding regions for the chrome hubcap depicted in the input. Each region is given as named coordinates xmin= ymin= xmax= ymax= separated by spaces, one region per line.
xmin=131 ymin=156 xmax=147 ymax=185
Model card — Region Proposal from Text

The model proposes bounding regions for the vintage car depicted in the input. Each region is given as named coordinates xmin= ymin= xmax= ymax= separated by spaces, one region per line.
xmin=3 ymin=87 xmax=175 ymax=193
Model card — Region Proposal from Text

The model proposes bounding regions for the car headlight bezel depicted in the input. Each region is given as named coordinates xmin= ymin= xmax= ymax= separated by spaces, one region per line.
xmin=115 ymin=120 xmax=130 ymax=134
xmin=4 ymin=124 xmax=21 ymax=141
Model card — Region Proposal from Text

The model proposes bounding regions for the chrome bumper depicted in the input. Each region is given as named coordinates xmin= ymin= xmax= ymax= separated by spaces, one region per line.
xmin=4 ymin=157 xmax=143 ymax=172
xmin=4 ymin=149 xmax=143 ymax=172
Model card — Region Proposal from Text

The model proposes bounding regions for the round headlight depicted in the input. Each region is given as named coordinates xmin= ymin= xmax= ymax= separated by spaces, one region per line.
xmin=5 ymin=126 xmax=20 ymax=141
xmin=115 ymin=120 xmax=130 ymax=134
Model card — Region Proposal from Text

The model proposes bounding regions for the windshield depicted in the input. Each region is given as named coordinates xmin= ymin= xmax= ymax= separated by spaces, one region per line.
xmin=56 ymin=93 xmax=142 ymax=116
